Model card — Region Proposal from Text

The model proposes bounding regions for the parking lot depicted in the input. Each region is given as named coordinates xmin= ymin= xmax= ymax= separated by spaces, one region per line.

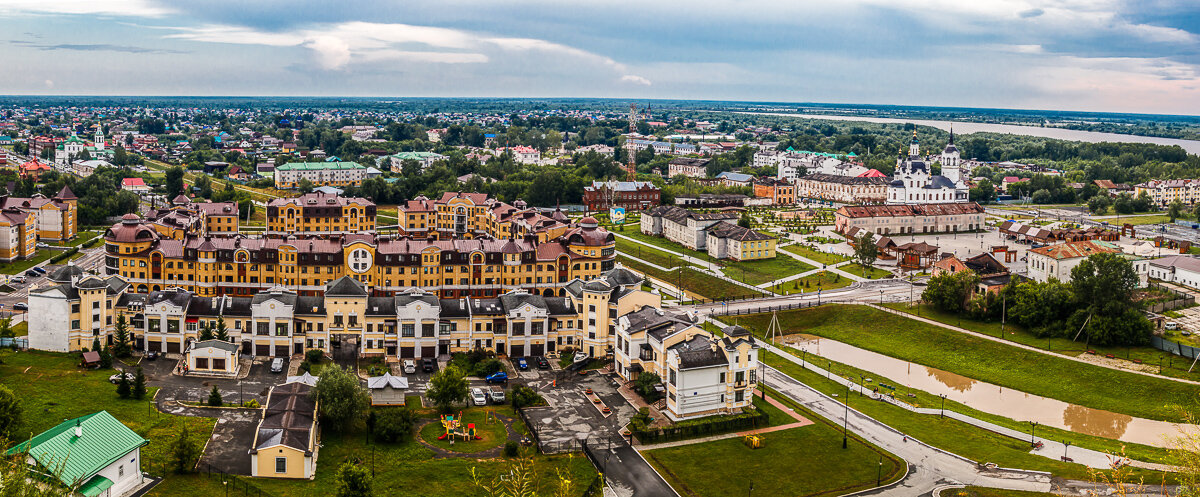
xmin=133 ymin=355 xmax=282 ymax=406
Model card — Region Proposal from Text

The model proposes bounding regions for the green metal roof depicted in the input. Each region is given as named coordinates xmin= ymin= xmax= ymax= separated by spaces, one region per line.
xmin=78 ymin=475 xmax=113 ymax=497
xmin=390 ymin=152 xmax=443 ymax=160
xmin=276 ymin=161 xmax=364 ymax=171
xmin=6 ymin=411 xmax=148 ymax=490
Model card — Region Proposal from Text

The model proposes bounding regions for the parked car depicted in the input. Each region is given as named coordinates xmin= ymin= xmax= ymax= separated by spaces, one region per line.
xmin=108 ymin=372 xmax=135 ymax=384
xmin=489 ymin=386 xmax=506 ymax=404
xmin=269 ymin=358 xmax=284 ymax=373
xmin=12 ymin=303 xmax=27 ymax=311
xmin=23 ymin=270 xmax=38 ymax=278
xmin=471 ymin=387 xmax=488 ymax=406
xmin=485 ymin=371 xmax=508 ymax=384
xmin=402 ymin=359 xmax=417 ymax=374
xmin=422 ymin=358 xmax=435 ymax=372
xmin=1167 ymin=322 xmax=1182 ymax=331
xmin=9 ymin=275 xmax=25 ymax=284
xmin=30 ymin=267 xmax=46 ymax=275
xmin=517 ymin=358 xmax=529 ymax=370
xmin=145 ymin=351 xmax=158 ymax=361
xmin=534 ymin=356 xmax=550 ymax=370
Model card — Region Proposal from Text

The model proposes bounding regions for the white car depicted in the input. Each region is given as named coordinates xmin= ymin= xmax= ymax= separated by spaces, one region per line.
xmin=108 ymin=372 xmax=135 ymax=384
xmin=471 ymin=387 xmax=488 ymax=406
xmin=402 ymin=359 xmax=416 ymax=374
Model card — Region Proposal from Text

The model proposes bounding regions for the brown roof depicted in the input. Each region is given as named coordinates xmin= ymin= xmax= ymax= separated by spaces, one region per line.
xmin=836 ymin=203 xmax=984 ymax=219
xmin=1029 ymin=240 xmax=1121 ymax=260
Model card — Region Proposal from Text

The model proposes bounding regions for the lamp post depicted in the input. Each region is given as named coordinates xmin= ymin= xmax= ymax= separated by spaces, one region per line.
xmin=1030 ymin=421 xmax=1039 ymax=447
xmin=842 ymin=382 xmax=850 ymax=449
xmin=1064 ymin=440 xmax=1071 ymax=459
xmin=939 ymin=394 xmax=946 ymax=417
xmin=877 ymin=456 xmax=883 ymax=486
xmin=223 ymin=481 xmax=228 ymax=497
xmin=879 ymin=289 xmax=884 ymax=304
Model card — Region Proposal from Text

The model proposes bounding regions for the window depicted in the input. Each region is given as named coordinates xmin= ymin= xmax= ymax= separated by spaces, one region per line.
xmin=669 ymin=369 xmax=676 ymax=385
xmin=402 ymin=324 xmax=415 ymax=337
xmin=276 ymin=323 xmax=288 ymax=336
xmin=275 ymin=457 xmax=287 ymax=474
xmin=257 ymin=322 xmax=269 ymax=335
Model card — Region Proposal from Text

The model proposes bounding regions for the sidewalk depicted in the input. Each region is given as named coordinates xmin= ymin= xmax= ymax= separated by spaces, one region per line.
xmin=776 ymin=244 xmax=867 ymax=283
xmin=614 ymin=233 xmax=777 ymax=297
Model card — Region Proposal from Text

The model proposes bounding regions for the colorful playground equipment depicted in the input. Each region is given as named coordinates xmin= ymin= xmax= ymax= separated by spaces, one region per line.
xmin=437 ymin=412 xmax=483 ymax=442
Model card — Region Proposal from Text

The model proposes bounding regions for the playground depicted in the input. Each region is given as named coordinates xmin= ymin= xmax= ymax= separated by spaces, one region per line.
xmin=417 ymin=409 xmax=517 ymax=454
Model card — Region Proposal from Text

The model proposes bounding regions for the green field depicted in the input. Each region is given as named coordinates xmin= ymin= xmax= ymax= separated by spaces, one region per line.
xmin=616 ymin=238 xmax=681 ymax=269
xmin=46 ymin=230 xmax=100 ymax=248
xmin=618 ymin=256 xmax=765 ymax=301
xmin=719 ymin=255 xmax=814 ymax=286
xmin=883 ymin=303 xmax=1200 ymax=382
xmin=0 ymin=248 xmax=85 ymax=276
xmin=646 ymin=392 xmax=904 ymax=497
xmin=767 ymin=271 xmax=852 ymax=295
xmin=737 ymin=305 xmax=1198 ymax=423
xmin=839 ymin=263 xmax=891 ymax=279
xmin=781 ymin=244 xmax=851 ymax=266
xmin=0 ymin=350 xmax=216 ymax=479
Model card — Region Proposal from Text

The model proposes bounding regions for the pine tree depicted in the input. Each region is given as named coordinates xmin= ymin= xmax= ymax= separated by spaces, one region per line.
xmin=171 ymin=423 xmax=200 ymax=473
xmin=214 ymin=317 xmax=229 ymax=341
xmin=198 ymin=322 xmax=213 ymax=341
xmin=91 ymin=337 xmax=101 ymax=353
xmin=207 ymin=386 xmax=222 ymax=407
xmin=112 ymin=315 xmax=130 ymax=358
xmin=116 ymin=374 xmax=131 ymax=399
xmin=133 ymin=367 xmax=147 ymax=400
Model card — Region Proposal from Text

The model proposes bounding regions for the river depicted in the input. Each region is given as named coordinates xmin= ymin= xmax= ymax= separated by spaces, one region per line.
xmin=783 ymin=334 xmax=1187 ymax=447
xmin=732 ymin=111 xmax=1200 ymax=155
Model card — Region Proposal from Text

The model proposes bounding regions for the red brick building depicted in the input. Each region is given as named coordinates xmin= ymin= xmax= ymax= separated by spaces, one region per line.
xmin=583 ymin=180 xmax=661 ymax=211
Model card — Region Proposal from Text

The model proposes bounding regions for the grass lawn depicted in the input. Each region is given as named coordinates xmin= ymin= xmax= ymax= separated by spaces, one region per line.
xmin=736 ymin=305 xmax=1197 ymax=423
xmin=781 ymin=244 xmax=852 ymax=266
xmin=0 ymin=246 xmax=82 ymax=275
xmin=616 ymin=230 xmax=693 ymax=255
xmin=618 ymin=256 xmax=765 ymax=301
xmin=418 ymin=408 xmax=510 ymax=453
xmin=46 ymin=230 xmax=100 ymax=248
xmin=719 ymin=256 xmax=814 ymax=286
xmin=883 ymin=303 xmax=1200 ymax=382
xmin=0 ymin=350 xmax=216 ymax=479
xmin=616 ymin=237 xmax=680 ymax=269
xmin=149 ymin=432 xmax=597 ymax=497
xmin=1106 ymin=214 xmax=1175 ymax=226
xmin=839 ymin=263 xmax=891 ymax=279
xmin=646 ymin=392 xmax=905 ymax=497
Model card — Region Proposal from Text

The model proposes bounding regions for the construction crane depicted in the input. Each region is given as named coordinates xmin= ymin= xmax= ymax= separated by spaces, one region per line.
xmin=626 ymin=103 xmax=638 ymax=181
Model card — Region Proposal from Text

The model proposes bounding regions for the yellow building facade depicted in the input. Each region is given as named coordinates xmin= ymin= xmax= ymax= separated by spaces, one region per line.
xmin=265 ymin=193 xmax=376 ymax=235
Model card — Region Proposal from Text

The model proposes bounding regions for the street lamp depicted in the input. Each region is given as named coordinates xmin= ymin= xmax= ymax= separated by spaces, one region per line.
xmin=877 ymin=456 xmax=883 ymax=486
xmin=1064 ymin=440 xmax=1071 ymax=459
xmin=939 ymin=394 xmax=946 ymax=417
xmin=842 ymin=382 xmax=850 ymax=449
xmin=1030 ymin=421 xmax=1039 ymax=447
xmin=879 ymin=289 xmax=884 ymax=304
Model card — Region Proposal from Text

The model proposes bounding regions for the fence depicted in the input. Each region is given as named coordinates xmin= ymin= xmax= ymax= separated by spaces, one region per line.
xmin=1151 ymin=335 xmax=1200 ymax=362
xmin=0 ymin=337 xmax=27 ymax=349
xmin=629 ymin=408 xmax=770 ymax=444
xmin=1145 ymin=283 xmax=1195 ymax=314
xmin=196 ymin=461 xmax=276 ymax=497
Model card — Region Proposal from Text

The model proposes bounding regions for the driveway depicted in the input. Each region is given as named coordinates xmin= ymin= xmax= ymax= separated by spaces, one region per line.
xmin=195 ymin=408 xmax=261 ymax=475
xmin=138 ymin=356 xmax=281 ymax=407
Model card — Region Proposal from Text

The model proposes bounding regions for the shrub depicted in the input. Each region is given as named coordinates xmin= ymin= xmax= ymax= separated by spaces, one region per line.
xmin=305 ymin=349 xmax=324 ymax=364
xmin=510 ymin=384 xmax=545 ymax=409
xmin=503 ymin=440 xmax=519 ymax=457
xmin=372 ymin=408 xmax=417 ymax=443
xmin=242 ymin=399 xmax=260 ymax=408
xmin=207 ymin=386 xmax=222 ymax=407
xmin=297 ymin=361 xmax=311 ymax=374
xmin=49 ymin=248 xmax=79 ymax=264
xmin=473 ymin=358 xmax=504 ymax=376
xmin=633 ymin=373 xmax=663 ymax=402
xmin=367 ymin=364 xmax=388 ymax=376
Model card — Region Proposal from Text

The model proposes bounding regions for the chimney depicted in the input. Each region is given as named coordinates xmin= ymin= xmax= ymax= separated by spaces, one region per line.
xmin=74 ymin=419 xmax=82 ymax=438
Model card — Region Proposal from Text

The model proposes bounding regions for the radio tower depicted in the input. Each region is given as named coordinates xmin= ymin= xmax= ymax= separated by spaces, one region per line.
xmin=626 ymin=103 xmax=638 ymax=181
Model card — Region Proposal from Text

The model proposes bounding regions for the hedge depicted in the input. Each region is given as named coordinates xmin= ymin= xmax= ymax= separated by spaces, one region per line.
xmin=50 ymin=248 xmax=78 ymax=264
xmin=630 ymin=407 xmax=769 ymax=444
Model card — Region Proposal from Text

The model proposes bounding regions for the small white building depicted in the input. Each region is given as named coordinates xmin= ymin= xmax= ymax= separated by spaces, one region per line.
xmin=1027 ymin=240 xmax=1148 ymax=285
xmin=185 ymin=339 xmax=240 ymax=377
xmin=1148 ymin=255 xmax=1200 ymax=290
xmin=4 ymin=411 xmax=148 ymax=497
xmin=367 ymin=371 xmax=409 ymax=406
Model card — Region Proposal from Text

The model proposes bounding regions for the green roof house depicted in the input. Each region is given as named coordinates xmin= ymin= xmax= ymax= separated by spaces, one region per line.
xmin=5 ymin=411 xmax=149 ymax=497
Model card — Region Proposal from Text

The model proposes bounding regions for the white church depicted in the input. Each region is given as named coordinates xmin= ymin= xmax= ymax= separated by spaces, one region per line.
xmin=54 ymin=130 xmax=111 ymax=165
xmin=886 ymin=130 xmax=969 ymax=205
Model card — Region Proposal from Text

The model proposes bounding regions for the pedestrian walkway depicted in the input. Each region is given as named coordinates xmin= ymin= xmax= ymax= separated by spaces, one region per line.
xmin=710 ymin=314 xmax=1178 ymax=471
xmin=613 ymin=233 xmax=777 ymax=297
xmin=776 ymin=244 xmax=868 ymax=283
xmin=635 ymin=394 xmax=814 ymax=450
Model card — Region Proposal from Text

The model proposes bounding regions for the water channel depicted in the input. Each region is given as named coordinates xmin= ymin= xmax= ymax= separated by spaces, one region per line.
xmin=784 ymin=334 xmax=1188 ymax=447
xmin=732 ymin=111 xmax=1200 ymax=155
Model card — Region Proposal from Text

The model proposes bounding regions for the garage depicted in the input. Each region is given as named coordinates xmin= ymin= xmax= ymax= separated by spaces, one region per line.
xmin=275 ymin=345 xmax=289 ymax=357
xmin=166 ymin=341 xmax=181 ymax=354
xmin=420 ymin=346 xmax=436 ymax=358
xmin=509 ymin=344 xmax=525 ymax=358
xmin=400 ymin=346 xmax=414 ymax=358
xmin=530 ymin=344 xmax=544 ymax=357
xmin=147 ymin=340 xmax=161 ymax=352
xmin=255 ymin=344 xmax=270 ymax=357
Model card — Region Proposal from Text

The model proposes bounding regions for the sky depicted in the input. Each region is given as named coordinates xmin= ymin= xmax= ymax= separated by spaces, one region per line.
xmin=0 ymin=0 xmax=1198 ymax=115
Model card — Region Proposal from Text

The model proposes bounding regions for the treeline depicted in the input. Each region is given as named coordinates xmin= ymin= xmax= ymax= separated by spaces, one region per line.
xmin=923 ymin=252 xmax=1152 ymax=346
xmin=0 ymin=167 xmax=142 ymax=225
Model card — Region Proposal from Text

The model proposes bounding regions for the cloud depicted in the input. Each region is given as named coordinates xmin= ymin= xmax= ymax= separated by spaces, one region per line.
xmin=0 ymin=0 xmax=173 ymax=18
xmin=1018 ymin=8 xmax=1044 ymax=18
xmin=9 ymin=40 xmax=188 ymax=54
xmin=620 ymin=75 xmax=651 ymax=86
